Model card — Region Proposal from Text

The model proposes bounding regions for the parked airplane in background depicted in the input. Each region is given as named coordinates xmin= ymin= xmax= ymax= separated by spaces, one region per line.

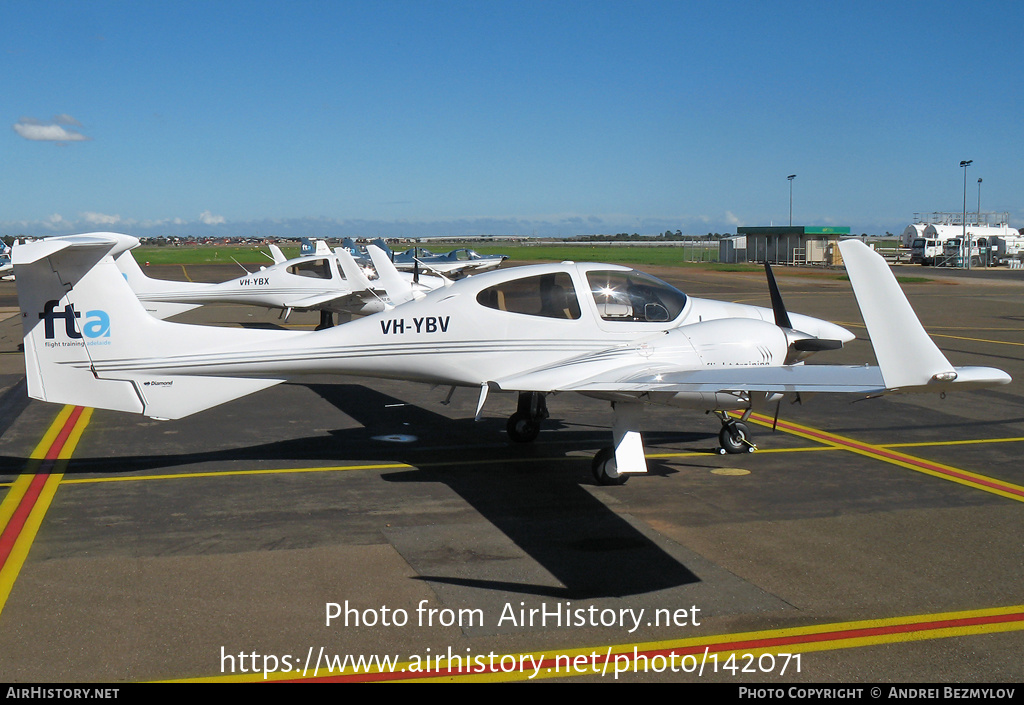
xmin=375 ymin=243 xmax=508 ymax=276
xmin=14 ymin=234 xmax=1009 ymax=484
xmin=0 ymin=242 xmax=12 ymax=279
xmin=115 ymin=241 xmax=436 ymax=328
xmin=300 ymin=237 xmax=331 ymax=257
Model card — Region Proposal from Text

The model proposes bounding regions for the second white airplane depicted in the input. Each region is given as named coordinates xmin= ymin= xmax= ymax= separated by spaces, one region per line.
xmin=115 ymin=241 xmax=442 ymax=328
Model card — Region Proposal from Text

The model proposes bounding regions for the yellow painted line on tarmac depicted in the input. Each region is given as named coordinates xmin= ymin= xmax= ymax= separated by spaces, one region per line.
xmin=647 ymin=445 xmax=835 ymax=459
xmin=747 ymin=414 xmax=1024 ymax=502
xmin=60 ymin=463 xmax=415 ymax=484
xmin=928 ymin=326 xmax=1024 ymax=332
xmin=882 ymin=436 xmax=1024 ymax=449
xmin=836 ymin=321 xmax=1024 ymax=347
xmin=186 ymin=603 xmax=1024 ymax=682
xmin=57 ymin=433 xmax=1024 ymax=486
xmin=929 ymin=332 xmax=1024 ymax=347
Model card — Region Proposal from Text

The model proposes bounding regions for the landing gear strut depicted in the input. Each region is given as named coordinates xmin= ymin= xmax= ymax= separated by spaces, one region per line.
xmin=506 ymin=392 xmax=548 ymax=443
xmin=315 ymin=310 xmax=335 ymax=331
xmin=716 ymin=411 xmax=755 ymax=454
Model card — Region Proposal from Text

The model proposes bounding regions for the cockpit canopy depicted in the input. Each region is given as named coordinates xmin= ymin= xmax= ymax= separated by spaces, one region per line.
xmin=475 ymin=267 xmax=687 ymax=323
xmin=286 ymin=258 xmax=344 ymax=280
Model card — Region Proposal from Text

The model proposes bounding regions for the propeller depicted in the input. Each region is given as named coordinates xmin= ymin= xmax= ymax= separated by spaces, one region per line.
xmin=764 ymin=262 xmax=844 ymax=360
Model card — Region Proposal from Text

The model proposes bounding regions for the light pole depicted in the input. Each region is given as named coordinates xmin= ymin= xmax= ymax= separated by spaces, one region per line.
xmin=960 ymin=160 xmax=972 ymax=268
xmin=977 ymin=177 xmax=983 ymax=221
xmin=787 ymin=174 xmax=796 ymax=227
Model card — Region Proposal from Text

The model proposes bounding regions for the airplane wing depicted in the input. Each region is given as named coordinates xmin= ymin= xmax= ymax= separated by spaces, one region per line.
xmin=285 ymin=291 xmax=366 ymax=310
xmin=494 ymin=361 xmax=1007 ymax=396
xmin=493 ymin=363 xmax=885 ymax=395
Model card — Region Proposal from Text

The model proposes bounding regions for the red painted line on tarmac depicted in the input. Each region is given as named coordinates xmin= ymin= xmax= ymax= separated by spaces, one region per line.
xmin=280 ymin=608 xmax=1024 ymax=682
xmin=0 ymin=406 xmax=85 ymax=572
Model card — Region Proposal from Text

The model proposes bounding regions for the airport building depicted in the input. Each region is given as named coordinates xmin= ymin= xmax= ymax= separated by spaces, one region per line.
xmin=720 ymin=226 xmax=850 ymax=265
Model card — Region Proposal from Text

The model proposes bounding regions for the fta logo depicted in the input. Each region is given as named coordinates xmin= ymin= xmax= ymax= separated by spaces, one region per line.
xmin=39 ymin=300 xmax=111 ymax=339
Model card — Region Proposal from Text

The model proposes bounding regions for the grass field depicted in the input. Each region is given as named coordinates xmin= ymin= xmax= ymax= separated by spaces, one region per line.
xmin=129 ymin=245 xmax=298 ymax=265
xmin=128 ymin=242 xmax=764 ymax=271
xmin=127 ymin=241 xmax=930 ymax=281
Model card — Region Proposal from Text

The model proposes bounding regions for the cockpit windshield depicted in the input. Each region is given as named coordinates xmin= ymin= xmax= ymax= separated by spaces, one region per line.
xmin=586 ymin=270 xmax=687 ymax=322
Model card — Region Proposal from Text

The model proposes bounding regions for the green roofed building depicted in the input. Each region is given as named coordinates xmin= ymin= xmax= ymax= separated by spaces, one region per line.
xmin=726 ymin=226 xmax=851 ymax=265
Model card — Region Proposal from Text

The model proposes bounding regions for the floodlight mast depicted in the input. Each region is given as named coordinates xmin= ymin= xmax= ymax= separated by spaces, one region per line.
xmin=787 ymin=174 xmax=796 ymax=227
xmin=960 ymin=160 xmax=972 ymax=269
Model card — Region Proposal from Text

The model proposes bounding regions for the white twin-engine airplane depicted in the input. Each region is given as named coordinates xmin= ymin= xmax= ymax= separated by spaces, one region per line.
xmin=114 ymin=240 xmax=444 ymax=328
xmin=14 ymin=233 xmax=1010 ymax=485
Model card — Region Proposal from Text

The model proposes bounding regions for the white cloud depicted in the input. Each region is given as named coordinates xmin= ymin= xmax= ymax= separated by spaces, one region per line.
xmin=81 ymin=212 xmax=122 ymax=225
xmin=13 ymin=116 xmax=91 ymax=142
xmin=44 ymin=214 xmax=66 ymax=229
xmin=724 ymin=211 xmax=742 ymax=226
xmin=199 ymin=210 xmax=226 ymax=225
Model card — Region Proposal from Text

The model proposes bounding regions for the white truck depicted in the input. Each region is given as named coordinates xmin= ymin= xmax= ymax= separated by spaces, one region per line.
xmin=910 ymin=237 xmax=944 ymax=265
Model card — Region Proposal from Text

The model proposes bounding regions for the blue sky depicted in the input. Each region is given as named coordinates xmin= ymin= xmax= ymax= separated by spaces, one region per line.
xmin=3 ymin=0 xmax=1022 ymax=238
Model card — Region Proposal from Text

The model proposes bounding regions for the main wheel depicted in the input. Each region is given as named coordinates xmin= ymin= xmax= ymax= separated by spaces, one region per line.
xmin=718 ymin=421 xmax=752 ymax=454
xmin=591 ymin=447 xmax=628 ymax=485
xmin=506 ymin=411 xmax=540 ymax=443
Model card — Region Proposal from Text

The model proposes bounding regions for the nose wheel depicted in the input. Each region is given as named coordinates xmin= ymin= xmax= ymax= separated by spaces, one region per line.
xmin=717 ymin=417 xmax=755 ymax=454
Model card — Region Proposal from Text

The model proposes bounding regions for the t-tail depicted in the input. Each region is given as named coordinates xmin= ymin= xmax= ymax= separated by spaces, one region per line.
xmin=15 ymin=233 xmax=302 ymax=419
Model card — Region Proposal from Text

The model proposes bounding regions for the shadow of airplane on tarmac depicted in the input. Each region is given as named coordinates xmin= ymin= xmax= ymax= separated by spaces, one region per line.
xmin=4 ymin=382 xmax=705 ymax=599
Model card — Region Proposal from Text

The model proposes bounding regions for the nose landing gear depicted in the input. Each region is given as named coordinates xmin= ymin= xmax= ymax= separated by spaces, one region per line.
xmin=716 ymin=411 xmax=755 ymax=454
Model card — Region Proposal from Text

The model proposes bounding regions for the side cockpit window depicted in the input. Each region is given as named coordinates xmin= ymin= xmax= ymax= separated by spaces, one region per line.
xmin=287 ymin=258 xmax=334 ymax=279
xmin=587 ymin=270 xmax=687 ymax=322
xmin=476 ymin=272 xmax=581 ymax=320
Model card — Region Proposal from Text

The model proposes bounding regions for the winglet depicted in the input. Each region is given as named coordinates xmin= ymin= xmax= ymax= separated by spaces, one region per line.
xmin=838 ymin=239 xmax=1008 ymax=391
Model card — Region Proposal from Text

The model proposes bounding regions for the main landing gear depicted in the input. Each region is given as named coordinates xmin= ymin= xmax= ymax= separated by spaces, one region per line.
xmin=716 ymin=411 xmax=755 ymax=454
xmin=506 ymin=391 xmax=549 ymax=443
xmin=315 ymin=310 xmax=335 ymax=331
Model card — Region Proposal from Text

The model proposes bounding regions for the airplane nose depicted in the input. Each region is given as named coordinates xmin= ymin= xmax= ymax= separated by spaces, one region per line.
xmin=788 ymin=313 xmax=856 ymax=344
xmin=816 ymin=320 xmax=856 ymax=343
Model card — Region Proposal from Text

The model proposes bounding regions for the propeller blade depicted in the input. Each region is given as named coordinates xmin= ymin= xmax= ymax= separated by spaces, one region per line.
xmin=764 ymin=262 xmax=792 ymax=329
xmin=792 ymin=338 xmax=844 ymax=352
